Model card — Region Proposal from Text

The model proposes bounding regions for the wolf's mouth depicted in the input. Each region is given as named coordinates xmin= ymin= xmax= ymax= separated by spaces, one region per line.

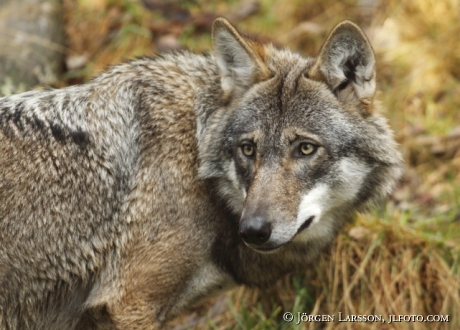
xmin=296 ymin=216 xmax=315 ymax=235
xmin=250 ymin=244 xmax=282 ymax=254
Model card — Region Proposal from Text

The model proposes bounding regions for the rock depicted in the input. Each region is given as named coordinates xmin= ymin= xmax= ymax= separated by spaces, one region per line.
xmin=0 ymin=0 xmax=65 ymax=96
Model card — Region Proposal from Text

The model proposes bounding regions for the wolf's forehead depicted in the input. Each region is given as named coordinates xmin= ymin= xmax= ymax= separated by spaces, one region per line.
xmin=247 ymin=76 xmax=350 ymax=124
xmin=235 ymin=79 xmax=357 ymax=150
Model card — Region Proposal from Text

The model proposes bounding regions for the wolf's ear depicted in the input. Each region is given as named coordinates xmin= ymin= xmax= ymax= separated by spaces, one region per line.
xmin=309 ymin=21 xmax=376 ymax=108
xmin=212 ymin=18 xmax=270 ymax=99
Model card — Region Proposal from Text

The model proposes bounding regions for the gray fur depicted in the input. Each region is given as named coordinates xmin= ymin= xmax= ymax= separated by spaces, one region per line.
xmin=0 ymin=18 xmax=402 ymax=329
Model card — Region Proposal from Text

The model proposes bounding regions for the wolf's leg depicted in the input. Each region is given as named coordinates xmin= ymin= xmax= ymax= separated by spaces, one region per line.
xmin=106 ymin=240 xmax=198 ymax=329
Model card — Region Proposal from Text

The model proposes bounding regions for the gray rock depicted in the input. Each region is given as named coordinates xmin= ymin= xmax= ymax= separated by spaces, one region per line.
xmin=0 ymin=0 xmax=65 ymax=96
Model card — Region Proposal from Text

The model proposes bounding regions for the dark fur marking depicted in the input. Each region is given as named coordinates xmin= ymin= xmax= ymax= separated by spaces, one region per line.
xmin=334 ymin=79 xmax=350 ymax=94
xmin=33 ymin=116 xmax=45 ymax=130
xmin=12 ymin=103 xmax=25 ymax=131
xmin=296 ymin=216 xmax=314 ymax=234
xmin=50 ymin=122 xmax=66 ymax=142
xmin=71 ymin=130 xmax=90 ymax=147
xmin=2 ymin=110 xmax=13 ymax=123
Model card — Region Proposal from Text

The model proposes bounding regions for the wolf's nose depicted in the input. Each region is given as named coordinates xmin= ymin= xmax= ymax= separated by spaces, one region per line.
xmin=239 ymin=216 xmax=272 ymax=246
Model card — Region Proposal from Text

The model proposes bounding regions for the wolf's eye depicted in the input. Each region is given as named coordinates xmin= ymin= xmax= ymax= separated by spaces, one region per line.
xmin=299 ymin=143 xmax=316 ymax=156
xmin=241 ymin=143 xmax=255 ymax=157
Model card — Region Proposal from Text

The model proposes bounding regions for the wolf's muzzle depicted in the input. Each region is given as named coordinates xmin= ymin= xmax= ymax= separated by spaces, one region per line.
xmin=239 ymin=215 xmax=272 ymax=246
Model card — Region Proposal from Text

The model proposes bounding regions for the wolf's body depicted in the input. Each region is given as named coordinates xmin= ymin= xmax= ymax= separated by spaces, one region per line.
xmin=0 ymin=19 xmax=402 ymax=329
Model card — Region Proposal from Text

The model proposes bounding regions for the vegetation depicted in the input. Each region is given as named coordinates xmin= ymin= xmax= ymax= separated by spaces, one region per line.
xmin=61 ymin=0 xmax=460 ymax=328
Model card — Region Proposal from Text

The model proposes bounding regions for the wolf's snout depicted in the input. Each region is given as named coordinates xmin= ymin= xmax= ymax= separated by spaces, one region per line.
xmin=239 ymin=215 xmax=272 ymax=246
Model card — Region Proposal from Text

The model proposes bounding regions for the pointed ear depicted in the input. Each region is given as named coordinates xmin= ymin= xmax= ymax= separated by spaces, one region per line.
xmin=309 ymin=21 xmax=376 ymax=108
xmin=212 ymin=18 xmax=270 ymax=99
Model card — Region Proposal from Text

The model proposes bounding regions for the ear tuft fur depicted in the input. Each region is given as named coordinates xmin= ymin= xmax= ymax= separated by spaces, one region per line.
xmin=212 ymin=18 xmax=270 ymax=99
xmin=309 ymin=21 xmax=376 ymax=109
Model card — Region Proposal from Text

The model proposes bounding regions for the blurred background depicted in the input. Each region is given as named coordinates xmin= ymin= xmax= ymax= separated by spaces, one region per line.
xmin=1 ymin=0 xmax=459 ymax=329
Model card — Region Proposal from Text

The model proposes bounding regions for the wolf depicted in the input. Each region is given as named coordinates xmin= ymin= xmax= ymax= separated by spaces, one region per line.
xmin=0 ymin=18 xmax=402 ymax=329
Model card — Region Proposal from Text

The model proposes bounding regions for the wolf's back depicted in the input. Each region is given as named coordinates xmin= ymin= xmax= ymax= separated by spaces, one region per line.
xmin=0 ymin=82 xmax=134 ymax=327
xmin=0 ymin=51 xmax=222 ymax=328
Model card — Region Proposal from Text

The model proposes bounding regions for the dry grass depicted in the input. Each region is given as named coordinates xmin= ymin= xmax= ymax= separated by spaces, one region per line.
xmin=60 ymin=0 xmax=460 ymax=328
xmin=167 ymin=213 xmax=460 ymax=329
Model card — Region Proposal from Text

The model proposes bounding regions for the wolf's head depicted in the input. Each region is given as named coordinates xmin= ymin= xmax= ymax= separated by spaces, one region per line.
xmin=197 ymin=18 xmax=403 ymax=253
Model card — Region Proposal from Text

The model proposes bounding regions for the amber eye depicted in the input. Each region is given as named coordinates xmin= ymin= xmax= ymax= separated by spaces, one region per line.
xmin=241 ymin=143 xmax=255 ymax=157
xmin=299 ymin=143 xmax=316 ymax=156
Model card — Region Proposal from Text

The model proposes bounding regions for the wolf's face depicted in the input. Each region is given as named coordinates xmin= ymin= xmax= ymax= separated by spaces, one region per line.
xmin=225 ymin=80 xmax=377 ymax=252
xmin=198 ymin=19 xmax=402 ymax=253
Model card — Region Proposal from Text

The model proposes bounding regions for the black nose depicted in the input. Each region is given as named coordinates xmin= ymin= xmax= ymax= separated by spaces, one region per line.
xmin=239 ymin=216 xmax=272 ymax=246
